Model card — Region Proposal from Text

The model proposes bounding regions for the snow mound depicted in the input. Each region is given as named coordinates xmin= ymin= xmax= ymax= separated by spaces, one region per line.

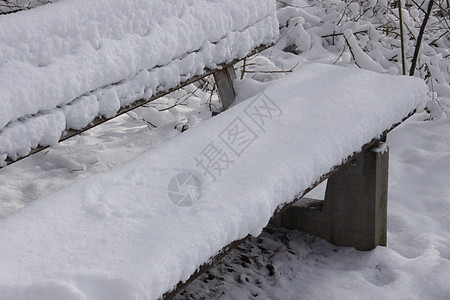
xmin=0 ymin=64 xmax=426 ymax=299
xmin=0 ymin=0 xmax=279 ymax=164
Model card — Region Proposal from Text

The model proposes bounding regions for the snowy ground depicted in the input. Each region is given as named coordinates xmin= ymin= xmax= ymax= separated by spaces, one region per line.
xmin=1 ymin=0 xmax=449 ymax=299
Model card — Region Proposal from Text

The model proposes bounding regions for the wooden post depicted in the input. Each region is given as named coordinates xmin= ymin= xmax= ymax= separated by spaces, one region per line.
xmin=213 ymin=66 xmax=237 ymax=110
xmin=277 ymin=143 xmax=389 ymax=251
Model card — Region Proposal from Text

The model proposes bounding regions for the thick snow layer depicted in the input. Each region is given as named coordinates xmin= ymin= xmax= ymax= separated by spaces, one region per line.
xmin=174 ymin=112 xmax=450 ymax=300
xmin=0 ymin=0 xmax=278 ymax=164
xmin=0 ymin=64 xmax=426 ymax=299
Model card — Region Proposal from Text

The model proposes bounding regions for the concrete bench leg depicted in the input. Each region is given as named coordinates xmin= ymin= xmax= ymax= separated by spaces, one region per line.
xmin=278 ymin=144 xmax=389 ymax=251
xmin=213 ymin=65 xmax=237 ymax=110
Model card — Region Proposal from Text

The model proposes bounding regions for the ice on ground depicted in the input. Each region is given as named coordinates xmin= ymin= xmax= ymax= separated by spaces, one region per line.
xmin=0 ymin=64 xmax=426 ymax=299
xmin=0 ymin=0 xmax=279 ymax=164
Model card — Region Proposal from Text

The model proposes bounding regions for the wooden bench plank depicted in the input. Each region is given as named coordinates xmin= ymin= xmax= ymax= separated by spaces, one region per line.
xmin=165 ymin=110 xmax=414 ymax=298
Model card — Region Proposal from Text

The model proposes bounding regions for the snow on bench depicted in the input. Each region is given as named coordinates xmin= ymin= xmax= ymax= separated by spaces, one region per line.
xmin=0 ymin=64 xmax=426 ymax=299
xmin=0 ymin=0 xmax=278 ymax=166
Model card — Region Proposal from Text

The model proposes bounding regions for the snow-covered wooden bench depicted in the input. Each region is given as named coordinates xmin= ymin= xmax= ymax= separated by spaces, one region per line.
xmin=0 ymin=0 xmax=428 ymax=299
xmin=0 ymin=62 xmax=426 ymax=299
xmin=0 ymin=0 xmax=278 ymax=167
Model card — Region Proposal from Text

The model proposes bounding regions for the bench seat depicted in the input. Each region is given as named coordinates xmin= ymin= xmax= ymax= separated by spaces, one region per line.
xmin=0 ymin=64 xmax=426 ymax=299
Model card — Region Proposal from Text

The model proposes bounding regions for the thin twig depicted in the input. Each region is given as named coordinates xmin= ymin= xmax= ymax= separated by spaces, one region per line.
xmin=240 ymin=58 xmax=247 ymax=80
xmin=343 ymin=34 xmax=362 ymax=68
xmin=333 ymin=46 xmax=347 ymax=65
xmin=244 ymin=70 xmax=293 ymax=74
xmin=397 ymin=0 xmax=407 ymax=75
xmin=322 ymin=30 xmax=368 ymax=38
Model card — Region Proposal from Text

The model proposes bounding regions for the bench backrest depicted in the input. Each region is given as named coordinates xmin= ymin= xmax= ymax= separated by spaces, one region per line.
xmin=0 ymin=0 xmax=278 ymax=166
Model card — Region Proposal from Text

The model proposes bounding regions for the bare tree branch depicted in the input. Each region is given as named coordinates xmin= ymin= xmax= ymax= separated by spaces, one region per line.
xmin=410 ymin=0 xmax=435 ymax=76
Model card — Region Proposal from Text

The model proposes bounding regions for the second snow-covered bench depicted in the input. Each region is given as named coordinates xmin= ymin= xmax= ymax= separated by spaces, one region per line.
xmin=0 ymin=64 xmax=426 ymax=299
xmin=0 ymin=0 xmax=278 ymax=166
